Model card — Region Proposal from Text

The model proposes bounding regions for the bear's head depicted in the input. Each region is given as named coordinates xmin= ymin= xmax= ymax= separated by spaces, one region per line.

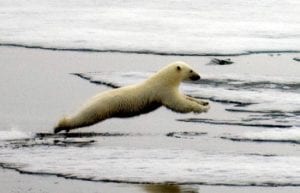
xmin=151 ymin=61 xmax=201 ymax=86
xmin=172 ymin=61 xmax=201 ymax=82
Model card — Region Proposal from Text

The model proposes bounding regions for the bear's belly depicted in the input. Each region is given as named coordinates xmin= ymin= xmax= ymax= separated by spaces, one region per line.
xmin=113 ymin=101 xmax=161 ymax=118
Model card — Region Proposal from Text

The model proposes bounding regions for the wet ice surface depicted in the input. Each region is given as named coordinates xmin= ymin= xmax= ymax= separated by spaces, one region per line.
xmin=1 ymin=52 xmax=300 ymax=187
xmin=221 ymin=127 xmax=300 ymax=144
xmin=1 ymin=133 xmax=300 ymax=186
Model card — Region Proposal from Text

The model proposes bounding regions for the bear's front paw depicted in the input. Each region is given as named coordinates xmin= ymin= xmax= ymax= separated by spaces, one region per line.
xmin=193 ymin=104 xmax=210 ymax=113
xmin=201 ymin=101 xmax=209 ymax=106
xmin=202 ymin=105 xmax=210 ymax=112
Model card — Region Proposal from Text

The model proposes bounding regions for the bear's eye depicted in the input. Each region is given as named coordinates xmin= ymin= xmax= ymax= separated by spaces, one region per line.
xmin=190 ymin=70 xmax=193 ymax=73
xmin=176 ymin=66 xmax=181 ymax=71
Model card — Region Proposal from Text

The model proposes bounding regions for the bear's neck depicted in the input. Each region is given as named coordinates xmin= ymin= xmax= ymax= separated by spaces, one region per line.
xmin=146 ymin=71 xmax=181 ymax=89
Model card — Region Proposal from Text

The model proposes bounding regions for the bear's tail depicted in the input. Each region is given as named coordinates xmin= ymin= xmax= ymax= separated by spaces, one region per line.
xmin=54 ymin=117 xmax=71 ymax=133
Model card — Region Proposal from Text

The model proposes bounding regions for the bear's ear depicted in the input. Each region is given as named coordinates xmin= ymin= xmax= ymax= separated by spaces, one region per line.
xmin=176 ymin=66 xmax=181 ymax=71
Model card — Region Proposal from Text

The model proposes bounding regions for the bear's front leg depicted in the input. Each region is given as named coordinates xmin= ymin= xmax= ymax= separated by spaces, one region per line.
xmin=163 ymin=95 xmax=209 ymax=113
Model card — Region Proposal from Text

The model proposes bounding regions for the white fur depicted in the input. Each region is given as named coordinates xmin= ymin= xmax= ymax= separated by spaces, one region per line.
xmin=54 ymin=61 xmax=209 ymax=133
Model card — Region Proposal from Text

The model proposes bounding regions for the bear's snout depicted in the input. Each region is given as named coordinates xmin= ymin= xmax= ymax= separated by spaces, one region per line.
xmin=190 ymin=74 xmax=201 ymax=81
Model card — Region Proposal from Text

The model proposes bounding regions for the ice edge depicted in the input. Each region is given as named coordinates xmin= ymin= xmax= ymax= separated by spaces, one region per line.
xmin=1 ymin=43 xmax=300 ymax=56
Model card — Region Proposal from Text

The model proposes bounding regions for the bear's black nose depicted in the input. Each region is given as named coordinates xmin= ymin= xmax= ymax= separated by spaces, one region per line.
xmin=190 ymin=75 xmax=201 ymax=81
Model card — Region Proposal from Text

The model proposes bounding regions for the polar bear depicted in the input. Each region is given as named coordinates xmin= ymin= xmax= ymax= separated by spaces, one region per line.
xmin=54 ymin=61 xmax=209 ymax=133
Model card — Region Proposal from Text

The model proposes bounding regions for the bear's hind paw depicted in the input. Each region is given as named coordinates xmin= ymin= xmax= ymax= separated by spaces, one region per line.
xmin=54 ymin=127 xmax=70 ymax=134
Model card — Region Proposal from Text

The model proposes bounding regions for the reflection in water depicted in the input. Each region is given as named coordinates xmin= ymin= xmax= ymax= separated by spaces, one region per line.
xmin=143 ymin=184 xmax=198 ymax=193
